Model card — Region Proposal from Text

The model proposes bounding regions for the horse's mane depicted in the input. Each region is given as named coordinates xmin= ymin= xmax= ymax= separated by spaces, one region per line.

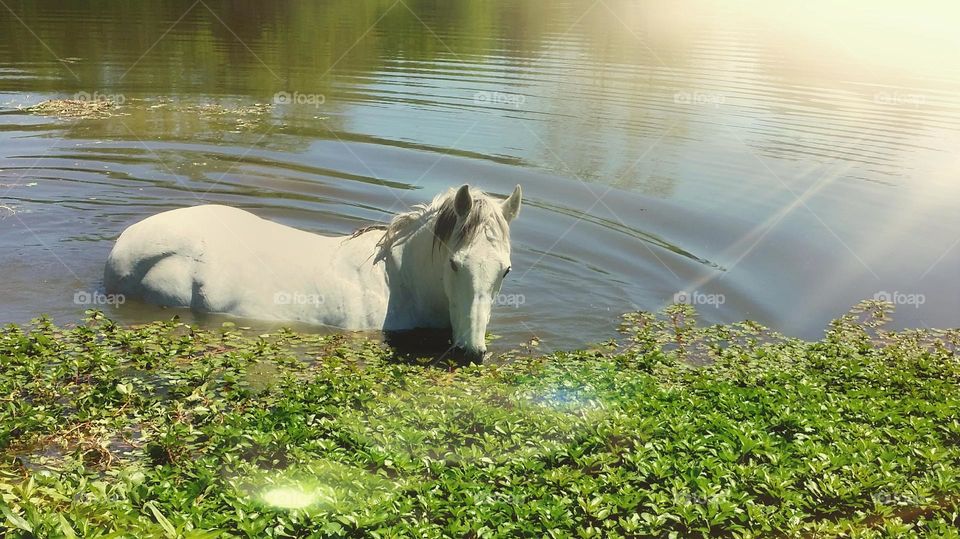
xmin=352 ymin=187 xmax=509 ymax=263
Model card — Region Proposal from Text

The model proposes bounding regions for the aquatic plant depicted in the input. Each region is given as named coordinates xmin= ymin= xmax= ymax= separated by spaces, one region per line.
xmin=1 ymin=302 xmax=958 ymax=537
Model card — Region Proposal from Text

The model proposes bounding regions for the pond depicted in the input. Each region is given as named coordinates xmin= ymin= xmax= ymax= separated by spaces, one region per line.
xmin=1 ymin=0 xmax=958 ymax=351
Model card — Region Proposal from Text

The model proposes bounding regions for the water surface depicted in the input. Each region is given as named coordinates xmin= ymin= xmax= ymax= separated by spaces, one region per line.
xmin=2 ymin=0 xmax=959 ymax=351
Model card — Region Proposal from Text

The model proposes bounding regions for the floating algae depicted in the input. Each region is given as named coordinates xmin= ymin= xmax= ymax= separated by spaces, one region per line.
xmin=25 ymin=99 xmax=119 ymax=119
xmin=146 ymin=100 xmax=274 ymax=131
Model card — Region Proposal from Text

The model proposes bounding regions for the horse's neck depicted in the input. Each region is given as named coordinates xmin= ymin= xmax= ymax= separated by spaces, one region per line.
xmin=385 ymin=219 xmax=448 ymax=325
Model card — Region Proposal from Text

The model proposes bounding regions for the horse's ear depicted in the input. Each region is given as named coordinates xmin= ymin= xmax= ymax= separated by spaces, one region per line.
xmin=454 ymin=184 xmax=473 ymax=218
xmin=501 ymin=184 xmax=522 ymax=222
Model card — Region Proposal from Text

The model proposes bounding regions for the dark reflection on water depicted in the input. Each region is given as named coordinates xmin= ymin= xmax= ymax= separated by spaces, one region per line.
xmin=381 ymin=328 xmax=470 ymax=368
xmin=1 ymin=0 xmax=959 ymax=352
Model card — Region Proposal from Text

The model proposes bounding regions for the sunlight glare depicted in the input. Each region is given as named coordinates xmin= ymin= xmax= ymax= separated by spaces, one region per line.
xmin=262 ymin=485 xmax=327 ymax=510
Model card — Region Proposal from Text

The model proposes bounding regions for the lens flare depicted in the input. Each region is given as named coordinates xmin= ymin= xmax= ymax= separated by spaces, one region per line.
xmin=530 ymin=388 xmax=604 ymax=412
xmin=244 ymin=459 xmax=396 ymax=514
xmin=261 ymin=485 xmax=325 ymax=510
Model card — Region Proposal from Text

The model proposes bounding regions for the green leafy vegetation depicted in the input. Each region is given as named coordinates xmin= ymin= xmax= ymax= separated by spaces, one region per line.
xmin=1 ymin=302 xmax=959 ymax=537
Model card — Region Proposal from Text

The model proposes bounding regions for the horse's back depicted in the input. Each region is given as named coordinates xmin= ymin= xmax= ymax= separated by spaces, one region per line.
xmin=105 ymin=205 xmax=283 ymax=305
xmin=104 ymin=204 xmax=388 ymax=326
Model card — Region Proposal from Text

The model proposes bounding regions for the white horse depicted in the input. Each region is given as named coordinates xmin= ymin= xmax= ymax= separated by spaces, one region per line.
xmin=104 ymin=184 xmax=522 ymax=360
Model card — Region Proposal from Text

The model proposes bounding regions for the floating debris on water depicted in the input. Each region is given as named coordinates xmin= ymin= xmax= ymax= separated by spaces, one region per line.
xmin=23 ymin=98 xmax=275 ymax=128
xmin=140 ymin=99 xmax=274 ymax=130
xmin=25 ymin=99 xmax=118 ymax=119
xmin=0 ymin=181 xmax=37 ymax=188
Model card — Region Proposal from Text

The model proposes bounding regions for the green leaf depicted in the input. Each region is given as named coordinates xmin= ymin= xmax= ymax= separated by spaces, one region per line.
xmin=1 ymin=504 xmax=33 ymax=533
xmin=146 ymin=501 xmax=177 ymax=538
xmin=58 ymin=513 xmax=78 ymax=539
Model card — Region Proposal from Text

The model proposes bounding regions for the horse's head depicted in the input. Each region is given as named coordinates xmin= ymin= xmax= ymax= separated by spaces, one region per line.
xmin=435 ymin=184 xmax=521 ymax=361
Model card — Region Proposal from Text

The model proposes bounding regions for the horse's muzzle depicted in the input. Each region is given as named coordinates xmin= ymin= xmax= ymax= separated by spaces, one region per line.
xmin=454 ymin=346 xmax=486 ymax=364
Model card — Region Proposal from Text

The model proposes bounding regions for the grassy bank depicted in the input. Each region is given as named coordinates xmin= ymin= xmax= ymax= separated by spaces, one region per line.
xmin=1 ymin=303 xmax=959 ymax=538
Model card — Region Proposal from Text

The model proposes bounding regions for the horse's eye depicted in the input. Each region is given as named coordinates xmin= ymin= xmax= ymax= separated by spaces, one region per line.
xmin=450 ymin=259 xmax=459 ymax=272
xmin=503 ymin=266 xmax=511 ymax=278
